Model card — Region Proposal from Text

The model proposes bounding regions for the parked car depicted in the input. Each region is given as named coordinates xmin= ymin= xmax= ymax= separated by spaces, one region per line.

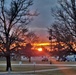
xmin=42 ymin=58 xmax=48 ymax=61
xmin=55 ymin=56 xmax=66 ymax=62
xmin=66 ymin=55 xmax=76 ymax=62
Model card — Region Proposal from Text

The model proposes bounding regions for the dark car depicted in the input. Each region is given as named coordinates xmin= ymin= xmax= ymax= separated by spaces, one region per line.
xmin=42 ymin=58 xmax=48 ymax=61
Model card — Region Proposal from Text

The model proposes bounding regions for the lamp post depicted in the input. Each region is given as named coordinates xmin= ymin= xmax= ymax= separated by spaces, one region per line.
xmin=49 ymin=29 xmax=53 ymax=64
xmin=49 ymin=29 xmax=52 ymax=51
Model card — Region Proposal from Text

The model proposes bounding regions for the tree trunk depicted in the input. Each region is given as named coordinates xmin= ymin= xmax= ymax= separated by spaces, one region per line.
xmin=6 ymin=55 xmax=12 ymax=71
xmin=29 ymin=57 xmax=31 ymax=62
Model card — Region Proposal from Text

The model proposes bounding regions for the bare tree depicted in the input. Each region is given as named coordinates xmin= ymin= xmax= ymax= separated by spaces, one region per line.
xmin=0 ymin=0 xmax=36 ymax=71
xmin=25 ymin=31 xmax=39 ymax=43
xmin=51 ymin=0 xmax=76 ymax=37
xmin=49 ymin=0 xmax=76 ymax=56
xmin=21 ymin=43 xmax=33 ymax=62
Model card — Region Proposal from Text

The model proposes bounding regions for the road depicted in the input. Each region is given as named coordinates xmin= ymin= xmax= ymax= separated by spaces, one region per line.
xmin=0 ymin=63 xmax=76 ymax=66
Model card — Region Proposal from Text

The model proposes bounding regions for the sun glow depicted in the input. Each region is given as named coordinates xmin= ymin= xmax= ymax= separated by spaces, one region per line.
xmin=38 ymin=48 xmax=42 ymax=51
xmin=33 ymin=43 xmax=50 ymax=46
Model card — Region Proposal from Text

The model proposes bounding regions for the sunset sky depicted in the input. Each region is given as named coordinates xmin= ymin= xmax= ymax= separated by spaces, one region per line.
xmin=29 ymin=0 xmax=57 ymax=42
xmin=6 ymin=0 xmax=57 ymax=42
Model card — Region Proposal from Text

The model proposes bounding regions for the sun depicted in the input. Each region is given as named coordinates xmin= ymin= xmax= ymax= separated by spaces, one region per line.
xmin=38 ymin=48 xmax=42 ymax=51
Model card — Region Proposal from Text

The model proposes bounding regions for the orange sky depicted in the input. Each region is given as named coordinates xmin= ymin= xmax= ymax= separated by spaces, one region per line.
xmin=32 ymin=42 xmax=50 ymax=46
xmin=32 ymin=41 xmax=58 ymax=47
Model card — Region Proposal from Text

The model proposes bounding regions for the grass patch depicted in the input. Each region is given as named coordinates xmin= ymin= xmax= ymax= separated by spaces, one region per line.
xmin=33 ymin=70 xmax=65 ymax=75
xmin=27 ymin=68 xmax=76 ymax=75
xmin=0 ymin=65 xmax=76 ymax=75
xmin=12 ymin=65 xmax=56 ymax=72
xmin=0 ymin=58 xmax=76 ymax=75
xmin=0 ymin=66 xmax=6 ymax=72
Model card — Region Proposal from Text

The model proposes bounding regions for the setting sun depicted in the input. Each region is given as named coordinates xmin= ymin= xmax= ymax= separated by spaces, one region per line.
xmin=38 ymin=48 xmax=43 ymax=51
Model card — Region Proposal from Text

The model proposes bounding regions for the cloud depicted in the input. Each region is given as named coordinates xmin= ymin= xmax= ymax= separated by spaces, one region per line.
xmin=29 ymin=27 xmax=49 ymax=42
xmin=30 ymin=0 xmax=57 ymax=28
xmin=29 ymin=0 xmax=57 ymax=42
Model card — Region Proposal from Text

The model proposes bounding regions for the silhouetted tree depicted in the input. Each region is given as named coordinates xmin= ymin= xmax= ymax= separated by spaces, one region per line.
xmin=0 ymin=0 xmax=37 ymax=71
xmin=22 ymin=43 xmax=33 ymax=62
xmin=26 ymin=31 xmax=39 ymax=43
xmin=49 ymin=0 xmax=76 ymax=56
